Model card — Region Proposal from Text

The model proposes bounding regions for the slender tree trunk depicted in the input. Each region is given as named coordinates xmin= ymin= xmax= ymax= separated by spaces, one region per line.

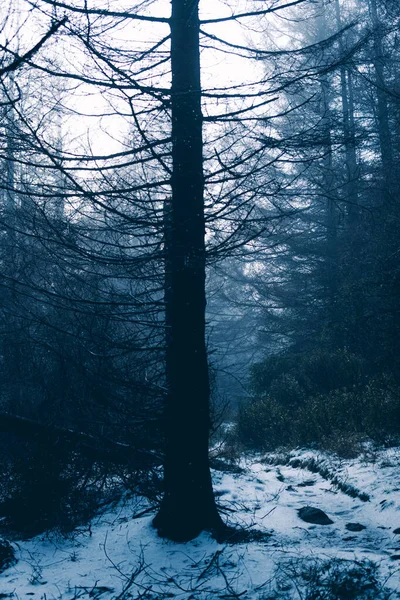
xmin=153 ymin=0 xmax=223 ymax=542
xmin=3 ymin=99 xmax=22 ymax=409
xmin=54 ymin=114 xmax=65 ymax=222
xmin=321 ymin=76 xmax=339 ymax=337
xmin=335 ymin=0 xmax=359 ymax=224
xmin=369 ymin=0 xmax=393 ymax=178
xmin=5 ymin=104 xmax=16 ymax=268
xmin=317 ymin=4 xmax=339 ymax=342
xmin=346 ymin=70 xmax=358 ymax=214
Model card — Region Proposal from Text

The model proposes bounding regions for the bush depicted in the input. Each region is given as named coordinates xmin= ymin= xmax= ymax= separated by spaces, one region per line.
xmin=0 ymin=437 xmax=104 ymax=536
xmin=236 ymin=349 xmax=400 ymax=453
xmin=0 ymin=539 xmax=16 ymax=573
xmin=270 ymin=557 xmax=393 ymax=599
xmin=237 ymin=397 xmax=292 ymax=450
xmin=250 ymin=349 xmax=365 ymax=398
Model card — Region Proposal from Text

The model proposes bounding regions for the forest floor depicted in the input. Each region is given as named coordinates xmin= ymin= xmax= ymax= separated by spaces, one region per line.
xmin=1 ymin=446 xmax=400 ymax=599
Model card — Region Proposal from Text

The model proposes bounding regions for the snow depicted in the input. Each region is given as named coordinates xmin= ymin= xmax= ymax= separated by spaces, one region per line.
xmin=1 ymin=447 xmax=400 ymax=598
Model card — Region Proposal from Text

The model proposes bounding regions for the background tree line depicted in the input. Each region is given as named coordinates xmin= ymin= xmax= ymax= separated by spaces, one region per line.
xmin=235 ymin=0 xmax=400 ymax=456
xmin=0 ymin=0 xmax=399 ymax=539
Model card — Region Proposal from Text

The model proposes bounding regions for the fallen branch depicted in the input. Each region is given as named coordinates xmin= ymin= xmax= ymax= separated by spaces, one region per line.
xmin=0 ymin=411 xmax=162 ymax=467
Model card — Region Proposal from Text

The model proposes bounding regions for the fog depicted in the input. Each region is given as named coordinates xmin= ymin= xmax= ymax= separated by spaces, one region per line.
xmin=0 ymin=0 xmax=399 ymax=595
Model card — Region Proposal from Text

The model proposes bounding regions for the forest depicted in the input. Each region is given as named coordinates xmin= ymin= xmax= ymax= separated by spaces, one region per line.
xmin=0 ymin=0 xmax=400 ymax=598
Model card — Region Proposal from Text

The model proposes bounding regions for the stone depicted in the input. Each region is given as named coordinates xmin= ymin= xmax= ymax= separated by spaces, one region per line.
xmin=345 ymin=522 xmax=366 ymax=532
xmin=298 ymin=506 xmax=333 ymax=525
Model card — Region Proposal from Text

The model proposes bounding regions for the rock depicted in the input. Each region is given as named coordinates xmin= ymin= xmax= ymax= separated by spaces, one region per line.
xmin=298 ymin=506 xmax=333 ymax=525
xmin=393 ymin=528 xmax=400 ymax=534
xmin=298 ymin=480 xmax=316 ymax=487
xmin=345 ymin=522 xmax=366 ymax=532
xmin=0 ymin=539 xmax=16 ymax=572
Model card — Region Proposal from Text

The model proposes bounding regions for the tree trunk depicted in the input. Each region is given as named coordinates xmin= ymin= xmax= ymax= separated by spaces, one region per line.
xmin=369 ymin=0 xmax=393 ymax=178
xmin=153 ymin=0 xmax=223 ymax=542
xmin=335 ymin=0 xmax=359 ymax=224
xmin=316 ymin=5 xmax=339 ymax=342
xmin=3 ymin=97 xmax=22 ymax=409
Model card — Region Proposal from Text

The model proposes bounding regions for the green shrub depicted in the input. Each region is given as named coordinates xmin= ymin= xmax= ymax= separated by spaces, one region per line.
xmin=250 ymin=349 xmax=365 ymax=398
xmin=250 ymin=354 xmax=302 ymax=396
xmin=268 ymin=374 xmax=305 ymax=408
xmin=237 ymin=397 xmax=292 ymax=451
xmin=270 ymin=557 xmax=393 ymax=599
xmin=0 ymin=438 xmax=102 ymax=536
xmin=236 ymin=349 xmax=400 ymax=453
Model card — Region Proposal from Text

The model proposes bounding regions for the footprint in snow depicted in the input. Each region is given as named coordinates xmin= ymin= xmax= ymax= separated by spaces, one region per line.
xmin=335 ymin=510 xmax=352 ymax=516
xmin=297 ymin=480 xmax=316 ymax=487
xmin=286 ymin=485 xmax=298 ymax=493
xmin=380 ymin=499 xmax=395 ymax=510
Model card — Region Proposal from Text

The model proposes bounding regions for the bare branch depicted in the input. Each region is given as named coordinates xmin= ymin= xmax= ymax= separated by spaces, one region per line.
xmin=0 ymin=17 xmax=67 ymax=76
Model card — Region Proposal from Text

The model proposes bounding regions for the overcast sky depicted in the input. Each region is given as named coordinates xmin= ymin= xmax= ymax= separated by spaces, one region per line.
xmin=1 ymin=0 xmax=271 ymax=155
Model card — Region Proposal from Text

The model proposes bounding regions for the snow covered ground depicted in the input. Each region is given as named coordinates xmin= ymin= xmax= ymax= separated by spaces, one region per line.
xmin=1 ymin=447 xmax=400 ymax=599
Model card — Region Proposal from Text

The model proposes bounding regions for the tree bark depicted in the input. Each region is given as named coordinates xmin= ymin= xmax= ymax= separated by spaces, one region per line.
xmin=153 ymin=0 xmax=223 ymax=542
